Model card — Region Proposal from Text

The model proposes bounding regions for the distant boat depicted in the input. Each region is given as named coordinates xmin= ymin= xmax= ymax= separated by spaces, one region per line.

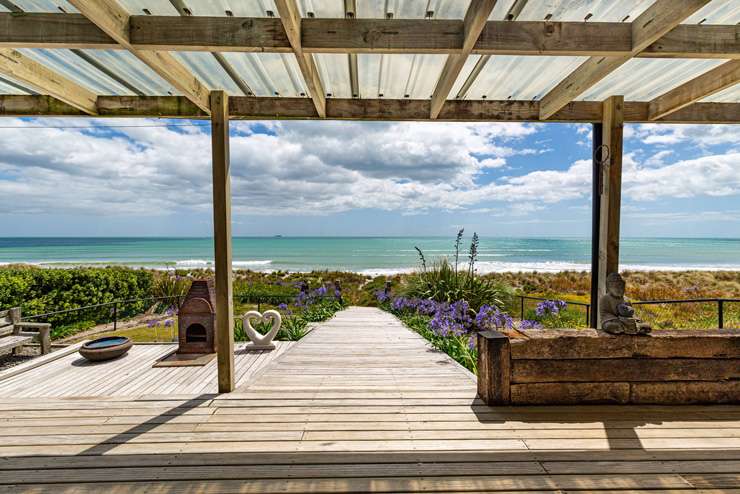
xmin=274 ymin=235 xmax=283 ymax=238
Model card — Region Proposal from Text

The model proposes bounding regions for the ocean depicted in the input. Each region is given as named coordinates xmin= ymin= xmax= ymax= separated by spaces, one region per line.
xmin=0 ymin=237 xmax=738 ymax=275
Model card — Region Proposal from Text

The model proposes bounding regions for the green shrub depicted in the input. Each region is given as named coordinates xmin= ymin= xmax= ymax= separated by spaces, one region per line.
xmin=0 ymin=266 xmax=154 ymax=330
xmin=403 ymin=231 xmax=515 ymax=311
xmin=152 ymin=273 xmax=191 ymax=306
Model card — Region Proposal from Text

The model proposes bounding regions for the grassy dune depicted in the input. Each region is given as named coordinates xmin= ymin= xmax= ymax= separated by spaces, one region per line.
xmin=485 ymin=270 xmax=740 ymax=329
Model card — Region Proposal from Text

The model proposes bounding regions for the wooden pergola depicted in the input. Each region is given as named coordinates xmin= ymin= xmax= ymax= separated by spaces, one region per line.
xmin=0 ymin=0 xmax=738 ymax=391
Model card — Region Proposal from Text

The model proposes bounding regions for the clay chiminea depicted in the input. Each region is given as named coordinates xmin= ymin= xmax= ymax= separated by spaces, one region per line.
xmin=177 ymin=280 xmax=217 ymax=354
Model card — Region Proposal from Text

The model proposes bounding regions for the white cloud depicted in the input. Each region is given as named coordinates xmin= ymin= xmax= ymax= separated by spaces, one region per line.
xmin=0 ymin=119 xmax=737 ymax=219
xmin=643 ymin=149 xmax=674 ymax=167
xmin=0 ymin=119 xmax=536 ymax=216
xmin=625 ymin=152 xmax=740 ymax=200
xmin=628 ymin=124 xmax=740 ymax=148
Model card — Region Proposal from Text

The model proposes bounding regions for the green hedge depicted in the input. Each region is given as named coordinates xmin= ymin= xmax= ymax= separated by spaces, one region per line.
xmin=0 ymin=267 xmax=155 ymax=332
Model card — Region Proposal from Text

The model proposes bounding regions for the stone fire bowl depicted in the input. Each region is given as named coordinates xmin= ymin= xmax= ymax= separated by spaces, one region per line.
xmin=79 ymin=336 xmax=133 ymax=362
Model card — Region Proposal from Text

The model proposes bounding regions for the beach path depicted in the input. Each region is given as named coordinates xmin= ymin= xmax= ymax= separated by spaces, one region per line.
xmin=1 ymin=307 xmax=739 ymax=492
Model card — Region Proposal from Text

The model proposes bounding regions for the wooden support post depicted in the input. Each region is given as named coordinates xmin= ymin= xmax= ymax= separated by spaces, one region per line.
xmin=477 ymin=331 xmax=511 ymax=405
xmin=210 ymin=90 xmax=234 ymax=393
xmin=596 ymin=96 xmax=624 ymax=328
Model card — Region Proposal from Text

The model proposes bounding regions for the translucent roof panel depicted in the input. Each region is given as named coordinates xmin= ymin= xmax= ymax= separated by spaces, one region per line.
xmin=173 ymin=52 xmax=241 ymax=94
xmin=358 ymin=54 xmax=447 ymax=99
xmin=702 ymin=84 xmax=740 ymax=103
xmin=684 ymin=0 xmax=740 ymax=24
xmin=221 ymin=53 xmax=307 ymax=97
xmin=79 ymin=50 xmax=178 ymax=95
xmin=6 ymin=0 xmax=78 ymax=13
xmin=581 ymin=59 xmax=729 ymax=101
xmin=0 ymin=74 xmax=33 ymax=95
xmin=460 ymin=55 xmax=586 ymax=100
xmin=299 ymin=0 xmax=343 ymax=18
xmin=357 ymin=0 xmax=470 ymax=19
xmin=118 ymin=0 xmax=178 ymax=15
xmin=18 ymin=49 xmax=136 ymax=95
xmin=315 ymin=54 xmax=350 ymax=98
xmin=119 ymin=0 xmax=278 ymax=16
xmin=493 ymin=0 xmax=654 ymax=22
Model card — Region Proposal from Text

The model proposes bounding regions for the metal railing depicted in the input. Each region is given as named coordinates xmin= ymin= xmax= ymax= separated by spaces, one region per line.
xmin=517 ymin=295 xmax=740 ymax=329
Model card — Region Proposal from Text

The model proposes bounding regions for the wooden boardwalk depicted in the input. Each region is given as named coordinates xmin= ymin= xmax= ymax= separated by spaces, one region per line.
xmin=1 ymin=306 xmax=740 ymax=492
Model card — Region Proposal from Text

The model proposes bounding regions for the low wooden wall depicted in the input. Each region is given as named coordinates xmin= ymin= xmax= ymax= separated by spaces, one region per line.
xmin=477 ymin=328 xmax=740 ymax=405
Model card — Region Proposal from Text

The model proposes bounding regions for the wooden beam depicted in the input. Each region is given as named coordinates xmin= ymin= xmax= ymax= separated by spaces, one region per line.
xmin=1 ymin=13 xmax=738 ymax=59
xmin=538 ymin=0 xmax=710 ymax=120
xmin=129 ymin=15 xmax=291 ymax=53
xmin=210 ymin=90 xmax=235 ymax=394
xmin=273 ymin=0 xmax=326 ymax=118
xmin=648 ymin=60 xmax=740 ymax=120
xmin=430 ymin=0 xmax=498 ymax=119
xmin=641 ymin=23 xmax=740 ymax=59
xmin=0 ymin=12 xmax=117 ymax=49
xmin=0 ymin=48 xmax=97 ymax=114
xmin=1 ymin=95 xmax=738 ymax=123
xmin=67 ymin=0 xmax=211 ymax=114
xmin=0 ymin=94 xmax=84 ymax=116
xmin=596 ymin=95 xmax=624 ymax=329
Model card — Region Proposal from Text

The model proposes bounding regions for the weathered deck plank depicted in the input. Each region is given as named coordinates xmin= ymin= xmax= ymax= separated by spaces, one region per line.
xmin=1 ymin=307 xmax=740 ymax=492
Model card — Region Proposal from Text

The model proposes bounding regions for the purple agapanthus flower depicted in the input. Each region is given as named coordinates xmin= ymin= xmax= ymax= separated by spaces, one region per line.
xmin=475 ymin=304 xmax=513 ymax=331
xmin=535 ymin=299 xmax=567 ymax=317
xmin=277 ymin=303 xmax=288 ymax=310
xmin=391 ymin=296 xmax=429 ymax=313
xmin=375 ymin=290 xmax=390 ymax=302
xmin=468 ymin=334 xmax=477 ymax=350
xmin=416 ymin=298 xmax=438 ymax=316
xmin=519 ymin=319 xmax=543 ymax=330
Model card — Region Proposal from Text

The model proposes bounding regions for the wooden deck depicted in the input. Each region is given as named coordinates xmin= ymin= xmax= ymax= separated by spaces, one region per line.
xmin=0 ymin=342 xmax=294 ymax=398
xmin=1 ymin=307 xmax=740 ymax=492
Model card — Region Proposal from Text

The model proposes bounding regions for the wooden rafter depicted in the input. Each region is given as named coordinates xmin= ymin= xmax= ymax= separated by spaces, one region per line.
xmin=1 ymin=13 xmax=739 ymax=59
xmin=66 ymin=0 xmax=211 ymax=113
xmin=648 ymin=60 xmax=740 ymax=120
xmin=0 ymin=48 xmax=97 ymax=114
xmin=430 ymin=0 xmax=497 ymax=119
xmin=1 ymin=94 xmax=737 ymax=124
xmin=538 ymin=0 xmax=711 ymax=120
xmin=273 ymin=0 xmax=326 ymax=118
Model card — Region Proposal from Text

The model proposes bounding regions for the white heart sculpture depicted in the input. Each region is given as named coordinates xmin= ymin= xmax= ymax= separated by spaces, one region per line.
xmin=242 ymin=309 xmax=282 ymax=350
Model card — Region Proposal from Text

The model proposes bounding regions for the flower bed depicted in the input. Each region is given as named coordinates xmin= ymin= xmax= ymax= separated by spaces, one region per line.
xmin=378 ymin=291 xmax=518 ymax=374
xmin=142 ymin=284 xmax=346 ymax=343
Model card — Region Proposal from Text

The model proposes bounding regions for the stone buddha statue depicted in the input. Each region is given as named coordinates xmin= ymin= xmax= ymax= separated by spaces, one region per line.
xmin=599 ymin=272 xmax=651 ymax=335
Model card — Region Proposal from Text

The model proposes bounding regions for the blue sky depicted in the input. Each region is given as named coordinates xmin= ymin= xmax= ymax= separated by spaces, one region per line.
xmin=0 ymin=117 xmax=738 ymax=238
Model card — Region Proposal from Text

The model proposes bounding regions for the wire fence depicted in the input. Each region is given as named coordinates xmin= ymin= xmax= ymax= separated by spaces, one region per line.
xmin=21 ymin=295 xmax=184 ymax=332
xmin=517 ymin=295 xmax=740 ymax=330
xmin=17 ymin=284 xmax=343 ymax=337
xmin=632 ymin=298 xmax=740 ymax=330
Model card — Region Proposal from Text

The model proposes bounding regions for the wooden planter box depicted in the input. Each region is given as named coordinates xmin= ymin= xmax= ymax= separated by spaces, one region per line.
xmin=477 ymin=328 xmax=740 ymax=405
